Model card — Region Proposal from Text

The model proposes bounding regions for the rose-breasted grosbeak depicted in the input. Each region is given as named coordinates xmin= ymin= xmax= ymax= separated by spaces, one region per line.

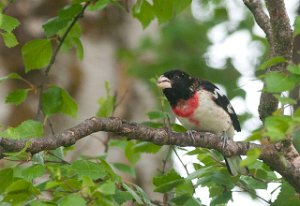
xmin=157 ymin=69 xmax=248 ymax=176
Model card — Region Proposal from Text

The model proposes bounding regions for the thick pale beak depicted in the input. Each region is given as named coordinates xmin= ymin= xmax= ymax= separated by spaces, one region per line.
xmin=157 ymin=75 xmax=172 ymax=89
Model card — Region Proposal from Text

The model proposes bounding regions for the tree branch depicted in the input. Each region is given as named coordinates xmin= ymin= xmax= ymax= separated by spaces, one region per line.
xmin=2 ymin=116 xmax=300 ymax=191
xmin=244 ymin=0 xmax=293 ymax=120
xmin=265 ymin=0 xmax=293 ymax=59
xmin=243 ymin=0 xmax=274 ymax=54
xmin=0 ymin=117 xmax=259 ymax=156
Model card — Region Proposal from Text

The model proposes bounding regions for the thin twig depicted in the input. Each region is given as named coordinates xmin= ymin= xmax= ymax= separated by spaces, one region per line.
xmin=233 ymin=187 xmax=271 ymax=204
xmin=36 ymin=1 xmax=91 ymax=119
xmin=172 ymin=147 xmax=190 ymax=176
xmin=47 ymin=151 xmax=70 ymax=165
xmin=48 ymin=119 xmax=56 ymax=136
xmin=161 ymin=146 xmax=173 ymax=174
xmin=161 ymin=146 xmax=173 ymax=206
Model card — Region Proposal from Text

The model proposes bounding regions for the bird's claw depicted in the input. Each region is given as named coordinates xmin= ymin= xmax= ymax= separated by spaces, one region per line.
xmin=187 ymin=130 xmax=197 ymax=145
xmin=221 ymin=131 xmax=228 ymax=149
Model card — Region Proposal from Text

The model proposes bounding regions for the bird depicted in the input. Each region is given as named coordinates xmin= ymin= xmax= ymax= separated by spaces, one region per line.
xmin=157 ymin=69 xmax=248 ymax=176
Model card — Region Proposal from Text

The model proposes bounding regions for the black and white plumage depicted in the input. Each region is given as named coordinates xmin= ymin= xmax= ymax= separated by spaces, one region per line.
xmin=157 ymin=69 xmax=248 ymax=176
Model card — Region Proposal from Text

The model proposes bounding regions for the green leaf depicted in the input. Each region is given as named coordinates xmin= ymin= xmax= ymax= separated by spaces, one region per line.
xmin=59 ymin=23 xmax=82 ymax=54
xmin=258 ymin=56 xmax=287 ymax=70
xmin=186 ymin=166 xmax=214 ymax=181
xmin=42 ymin=86 xmax=78 ymax=117
xmin=5 ymin=179 xmax=36 ymax=194
xmin=59 ymin=4 xmax=82 ymax=19
xmin=171 ymin=193 xmax=192 ymax=205
xmin=98 ymin=179 xmax=116 ymax=195
xmin=265 ymin=115 xmax=291 ymax=141
xmin=122 ymin=183 xmax=143 ymax=204
xmin=264 ymin=72 xmax=298 ymax=93
xmin=133 ymin=0 xmax=155 ymax=28
xmin=113 ymin=190 xmax=133 ymax=204
xmin=71 ymin=160 xmax=106 ymax=180
xmin=0 ymin=119 xmax=44 ymax=139
xmin=29 ymin=200 xmax=49 ymax=206
xmin=153 ymin=169 xmax=184 ymax=193
xmin=113 ymin=163 xmax=136 ymax=177
xmin=43 ymin=17 xmax=70 ymax=38
xmin=5 ymin=89 xmax=29 ymax=105
xmin=61 ymin=87 xmax=78 ymax=117
xmin=133 ymin=142 xmax=161 ymax=153
xmin=0 ymin=168 xmax=13 ymax=193
xmin=210 ymin=191 xmax=232 ymax=206
xmin=60 ymin=194 xmax=86 ymax=206
xmin=153 ymin=0 xmax=173 ymax=23
xmin=20 ymin=164 xmax=46 ymax=181
xmin=171 ymin=123 xmax=187 ymax=132
xmin=43 ymin=4 xmax=82 ymax=38
xmin=240 ymin=176 xmax=267 ymax=190
xmin=287 ymin=64 xmax=300 ymax=75
xmin=31 ymin=153 xmax=44 ymax=165
xmin=109 ymin=139 xmax=128 ymax=149
xmin=246 ymin=131 xmax=263 ymax=141
xmin=42 ymin=86 xmax=63 ymax=116
xmin=293 ymin=15 xmax=300 ymax=36
xmin=1 ymin=32 xmax=18 ymax=48
xmin=73 ymin=37 xmax=84 ymax=60
xmin=152 ymin=0 xmax=191 ymax=24
xmin=133 ymin=184 xmax=155 ymax=206
xmin=88 ymin=0 xmax=111 ymax=11
xmin=99 ymin=158 xmax=121 ymax=183
xmin=0 ymin=13 xmax=20 ymax=32
xmin=125 ymin=141 xmax=141 ymax=164
xmin=97 ymin=81 xmax=115 ymax=117
xmin=142 ymin=121 xmax=163 ymax=128
xmin=0 ymin=73 xmax=22 ymax=83
xmin=22 ymin=39 xmax=52 ymax=72
xmin=146 ymin=110 xmax=168 ymax=120
xmin=240 ymin=148 xmax=261 ymax=167
xmin=292 ymin=128 xmax=300 ymax=154
xmin=172 ymin=194 xmax=201 ymax=206
xmin=272 ymin=181 xmax=300 ymax=206
xmin=274 ymin=94 xmax=297 ymax=105
xmin=173 ymin=0 xmax=192 ymax=14
xmin=248 ymin=161 xmax=277 ymax=182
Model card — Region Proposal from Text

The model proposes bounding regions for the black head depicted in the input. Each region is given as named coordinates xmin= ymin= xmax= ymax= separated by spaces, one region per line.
xmin=157 ymin=70 xmax=196 ymax=106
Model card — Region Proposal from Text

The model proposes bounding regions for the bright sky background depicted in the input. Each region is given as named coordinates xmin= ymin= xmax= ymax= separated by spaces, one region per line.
xmin=174 ymin=0 xmax=299 ymax=205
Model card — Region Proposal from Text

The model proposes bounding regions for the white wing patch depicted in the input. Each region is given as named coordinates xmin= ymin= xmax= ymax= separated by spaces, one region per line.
xmin=227 ymin=104 xmax=234 ymax=114
xmin=212 ymin=87 xmax=226 ymax=99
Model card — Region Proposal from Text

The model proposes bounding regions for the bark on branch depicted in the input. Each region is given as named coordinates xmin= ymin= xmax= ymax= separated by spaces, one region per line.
xmin=0 ymin=117 xmax=259 ymax=157
xmin=2 ymin=117 xmax=300 ymax=191
xmin=243 ymin=0 xmax=293 ymax=120
xmin=242 ymin=0 xmax=300 ymax=191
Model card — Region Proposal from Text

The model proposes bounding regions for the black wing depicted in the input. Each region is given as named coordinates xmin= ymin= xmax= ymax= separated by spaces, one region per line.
xmin=199 ymin=80 xmax=241 ymax=132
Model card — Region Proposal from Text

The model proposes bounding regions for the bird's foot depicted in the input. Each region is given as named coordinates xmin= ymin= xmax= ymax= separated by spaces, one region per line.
xmin=221 ymin=131 xmax=228 ymax=149
xmin=187 ymin=130 xmax=197 ymax=145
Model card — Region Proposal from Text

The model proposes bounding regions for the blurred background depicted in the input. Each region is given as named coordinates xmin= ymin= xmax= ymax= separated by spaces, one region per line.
xmin=0 ymin=0 xmax=299 ymax=205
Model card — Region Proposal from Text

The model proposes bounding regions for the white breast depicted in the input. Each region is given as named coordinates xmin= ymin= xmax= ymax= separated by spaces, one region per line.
xmin=176 ymin=90 xmax=235 ymax=138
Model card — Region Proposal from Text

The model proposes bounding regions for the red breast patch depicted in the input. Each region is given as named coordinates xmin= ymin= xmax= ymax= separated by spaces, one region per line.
xmin=172 ymin=93 xmax=199 ymax=117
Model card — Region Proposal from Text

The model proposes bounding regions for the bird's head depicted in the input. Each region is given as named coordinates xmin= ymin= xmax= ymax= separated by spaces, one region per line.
xmin=157 ymin=70 xmax=196 ymax=105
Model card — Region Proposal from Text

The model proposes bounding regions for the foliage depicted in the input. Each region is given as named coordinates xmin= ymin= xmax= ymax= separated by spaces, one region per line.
xmin=0 ymin=0 xmax=299 ymax=205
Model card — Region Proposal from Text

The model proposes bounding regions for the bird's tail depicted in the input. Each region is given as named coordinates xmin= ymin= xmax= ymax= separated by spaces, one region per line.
xmin=224 ymin=155 xmax=248 ymax=176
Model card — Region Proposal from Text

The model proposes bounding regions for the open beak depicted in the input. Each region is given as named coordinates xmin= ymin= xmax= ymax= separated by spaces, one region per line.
xmin=157 ymin=75 xmax=172 ymax=89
